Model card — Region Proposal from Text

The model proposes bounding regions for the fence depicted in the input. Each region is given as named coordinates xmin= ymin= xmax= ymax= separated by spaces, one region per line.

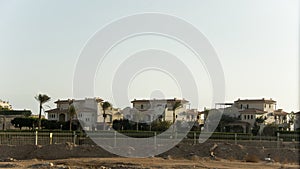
xmin=0 ymin=131 xmax=299 ymax=149
xmin=0 ymin=131 xmax=74 ymax=145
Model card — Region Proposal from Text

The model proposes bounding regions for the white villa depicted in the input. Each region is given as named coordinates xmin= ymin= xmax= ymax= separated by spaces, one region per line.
xmin=125 ymin=98 xmax=192 ymax=123
xmin=234 ymin=98 xmax=277 ymax=113
xmin=208 ymin=98 xmax=289 ymax=133
xmin=46 ymin=97 xmax=121 ymax=131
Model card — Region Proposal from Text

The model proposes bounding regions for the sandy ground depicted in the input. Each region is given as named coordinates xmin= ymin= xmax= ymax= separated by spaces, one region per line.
xmin=0 ymin=157 xmax=299 ymax=169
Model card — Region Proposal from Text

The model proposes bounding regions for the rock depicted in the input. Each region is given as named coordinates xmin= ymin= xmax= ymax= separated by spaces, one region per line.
xmin=28 ymin=162 xmax=53 ymax=168
xmin=210 ymin=144 xmax=218 ymax=151
xmin=0 ymin=157 xmax=17 ymax=162
xmin=56 ymin=165 xmax=71 ymax=169
xmin=0 ymin=164 xmax=20 ymax=168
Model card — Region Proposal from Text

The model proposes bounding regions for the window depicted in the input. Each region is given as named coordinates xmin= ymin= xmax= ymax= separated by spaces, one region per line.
xmin=246 ymin=104 xmax=249 ymax=109
xmin=269 ymin=104 xmax=271 ymax=108
xmin=141 ymin=104 xmax=144 ymax=109
xmin=251 ymin=115 xmax=253 ymax=119
xmin=240 ymin=104 xmax=243 ymax=109
xmin=247 ymin=115 xmax=250 ymax=119
xmin=244 ymin=115 xmax=246 ymax=119
xmin=264 ymin=104 xmax=266 ymax=108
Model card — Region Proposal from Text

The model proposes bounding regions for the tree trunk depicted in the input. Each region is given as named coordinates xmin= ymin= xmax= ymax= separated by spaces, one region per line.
xmin=69 ymin=118 xmax=72 ymax=131
xmin=38 ymin=102 xmax=42 ymax=130
xmin=103 ymin=110 xmax=106 ymax=130
xmin=172 ymin=110 xmax=175 ymax=137
xmin=2 ymin=117 xmax=5 ymax=131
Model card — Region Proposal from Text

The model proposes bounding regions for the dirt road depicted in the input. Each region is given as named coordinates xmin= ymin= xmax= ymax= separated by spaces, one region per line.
xmin=0 ymin=157 xmax=299 ymax=169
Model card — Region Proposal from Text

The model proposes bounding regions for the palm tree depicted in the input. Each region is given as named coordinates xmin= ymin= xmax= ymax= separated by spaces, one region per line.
xmin=35 ymin=94 xmax=50 ymax=130
xmin=69 ymin=104 xmax=76 ymax=131
xmin=101 ymin=101 xmax=111 ymax=130
xmin=172 ymin=101 xmax=182 ymax=136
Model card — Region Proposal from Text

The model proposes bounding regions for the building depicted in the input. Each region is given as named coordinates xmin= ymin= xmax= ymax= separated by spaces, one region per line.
xmin=0 ymin=110 xmax=32 ymax=130
xmin=46 ymin=99 xmax=75 ymax=122
xmin=74 ymin=98 xmax=104 ymax=130
xmin=0 ymin=100 xmax=12 ymax=110
xmin=46 ymin=97 xmax=121 ymax=131
xmin=47 ymin=98 xmax=103 ymax=130
xmin=239 ymin=108 xmax=266 ymax=126
xmin=294 ymin=111 xmax=300 ymax=131
xmin=234 ymin=98 xmax=276 ymax=113
xmin=273 ymin=109 xmax=288 ymax=125
xmin=129 ymin=98 xmax=190 ymax=123
xmin=205 ymin=98 xmax=289 ymax=133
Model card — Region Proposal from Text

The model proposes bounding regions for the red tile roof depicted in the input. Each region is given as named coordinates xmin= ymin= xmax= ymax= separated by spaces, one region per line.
xmin=274 ymin=109 xmax=288 ymax=116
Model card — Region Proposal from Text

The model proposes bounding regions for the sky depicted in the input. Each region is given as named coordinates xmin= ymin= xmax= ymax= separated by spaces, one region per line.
xmin=0 ymin=0 xmax=299 ymax=115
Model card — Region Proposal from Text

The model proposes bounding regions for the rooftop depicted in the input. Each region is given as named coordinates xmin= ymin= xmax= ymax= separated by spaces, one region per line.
xmin=274 ymin=109 xmax=288 ymax=116
xmin=54 ymin=97 xmax=103 ymax=104
xmin=234 ymin=98 xmax=276 ymax=104
xmin=131 ymin=98 xmax=189 ymax=104
xmin=0 ymin=110 xmax=32 ymax=116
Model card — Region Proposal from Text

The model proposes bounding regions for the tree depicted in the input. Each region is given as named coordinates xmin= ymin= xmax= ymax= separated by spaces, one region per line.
xmin=69 ymin=104 xmax=76 ymax=131
xmin=172 ymin=101 xmax=182 ymax=136
xmin=11 ymin=117 xmax=37 ymax=130
xmin=288 ymin=112 xmax=295 ymax=131
xmin=151 ymin=120 xmax=172 ymax=131
xmin=35 ymin=94 xmax=50 ymax=130
xmin=217 ymin=115 xmax=239 ymax=132
xmin=112 ymin=119 xmax=133 ymax=130
xmin=101 ymin=101 xmax=111 ymax=130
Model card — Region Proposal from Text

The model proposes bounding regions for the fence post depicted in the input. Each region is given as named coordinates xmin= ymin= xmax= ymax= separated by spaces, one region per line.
xmin=292 ymin=139 xmax=296 ymax=150
xmin=193 ymin=132 xmax=196 ymax=145
xmin=73 ymin=131 xmax=76 ymax=145
xmin=114 ymin=131 xmax=117 ymax=148
xmin=49 ymin=133 xmax=53 ymax=145
xmin=234 ymin=133 xmax=237 ymax=145
xmin=35 ymin=131 xmax=38 ymax=145
xmin=277 ymin=132 xmax=280 ymax=148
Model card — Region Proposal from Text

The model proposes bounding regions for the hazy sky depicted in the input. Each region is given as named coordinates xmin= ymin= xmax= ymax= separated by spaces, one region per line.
xmin=0 ymin=0 xmax=298 ymax=115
